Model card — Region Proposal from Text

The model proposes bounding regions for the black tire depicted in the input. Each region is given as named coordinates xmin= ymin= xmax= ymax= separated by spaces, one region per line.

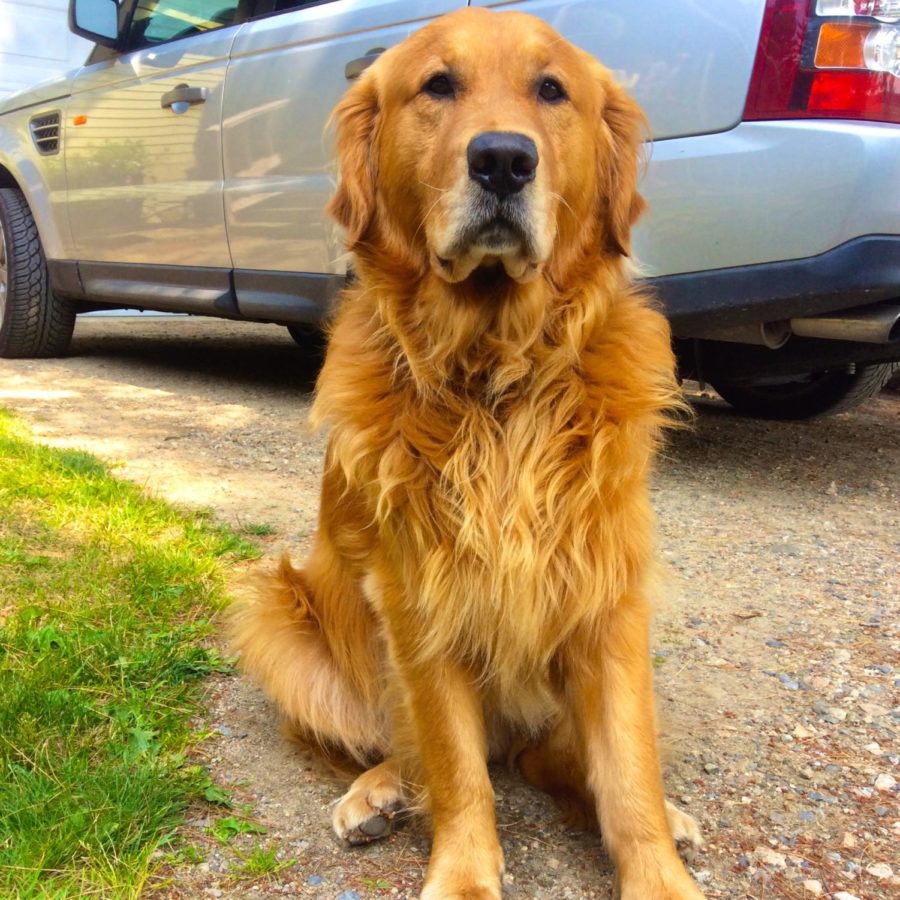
xmin=710 ymin=363 xmax=898 ymax=420
xmin=0 ymin=187 xmax=76 ymax=358
xmin=285 ymin=323 xmax=326 ymax=358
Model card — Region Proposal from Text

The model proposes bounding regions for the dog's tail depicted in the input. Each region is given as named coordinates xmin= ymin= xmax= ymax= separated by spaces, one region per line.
xmin=227 ymin=553 xmax=387 ymax=767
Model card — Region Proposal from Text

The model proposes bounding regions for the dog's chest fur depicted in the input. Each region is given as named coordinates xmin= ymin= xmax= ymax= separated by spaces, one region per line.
xmin=325 ymin=357 xmax=656 ymax=711
xmin=314 ymin=286 xmax=675 ymax=721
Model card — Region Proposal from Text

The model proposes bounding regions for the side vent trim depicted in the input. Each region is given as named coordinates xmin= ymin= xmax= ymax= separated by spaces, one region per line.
xmin=29 ymin=111 xmax=61 ymax=156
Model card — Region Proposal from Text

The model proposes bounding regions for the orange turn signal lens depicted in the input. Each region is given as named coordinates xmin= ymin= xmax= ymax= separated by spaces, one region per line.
xmin=73 ymin=115 xmax=88 ymax=126
xmin=815 ymin=22 xmax=872 ymax=68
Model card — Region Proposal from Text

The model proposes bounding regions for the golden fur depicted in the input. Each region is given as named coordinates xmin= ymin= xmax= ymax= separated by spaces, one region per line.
xmin=229 ymin=9 xmax=705 ymax=898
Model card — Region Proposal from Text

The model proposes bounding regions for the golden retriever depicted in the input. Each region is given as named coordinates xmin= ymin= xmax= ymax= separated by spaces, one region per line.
xmin=230 ymin=8 xmax=705 ymax=899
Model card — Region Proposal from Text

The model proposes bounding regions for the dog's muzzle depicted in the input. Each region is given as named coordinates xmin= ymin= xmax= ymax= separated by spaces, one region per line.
xmin=432 ymin=132 xmax=546 ymax=284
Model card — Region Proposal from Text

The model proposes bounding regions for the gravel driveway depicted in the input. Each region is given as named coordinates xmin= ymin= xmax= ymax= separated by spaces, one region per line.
xmin=1 ymin=316 xmax=897 ymax=900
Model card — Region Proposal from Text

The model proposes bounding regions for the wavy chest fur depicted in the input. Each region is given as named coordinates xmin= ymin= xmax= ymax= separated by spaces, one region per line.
xmin=314 ymin=282 xmax=677 ymax=713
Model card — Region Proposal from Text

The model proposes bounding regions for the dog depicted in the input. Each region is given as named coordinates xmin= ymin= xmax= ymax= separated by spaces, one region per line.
xmin=229 ymin=8 xmax=705 ymax=899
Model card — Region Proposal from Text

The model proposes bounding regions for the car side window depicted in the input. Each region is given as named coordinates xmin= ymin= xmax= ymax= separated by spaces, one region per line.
xmin=124 ymin=0 xmax=241 ymax=50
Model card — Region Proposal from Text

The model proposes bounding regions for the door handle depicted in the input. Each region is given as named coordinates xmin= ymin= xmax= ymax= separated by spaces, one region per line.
xmin=344 ymin=49 xmax=385 ymax=80
xmin=161 ymin=84 xmax=208 ymax=112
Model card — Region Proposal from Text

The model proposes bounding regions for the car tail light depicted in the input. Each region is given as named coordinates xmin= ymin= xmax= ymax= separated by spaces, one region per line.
xmin=744 ymin=0 xmax=900 ymax=123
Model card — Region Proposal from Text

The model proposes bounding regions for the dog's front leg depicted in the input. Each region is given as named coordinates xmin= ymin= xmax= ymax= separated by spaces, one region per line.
xmin=570 ymin=592 xmax=704 ymax=900
xmin=386 ymin=632 xmax=502 ymax=899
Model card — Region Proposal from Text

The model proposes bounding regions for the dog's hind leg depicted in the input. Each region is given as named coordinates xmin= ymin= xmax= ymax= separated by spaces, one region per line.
xmin=227 ymin=543 xmax=388 ymax=765
xmin=517 ymin=713 xmax=702 ymax=859
xmin=333 ymin=756 xmax=406 ymax=844
xmin=515 ymin=716 xmax=597 ymax=831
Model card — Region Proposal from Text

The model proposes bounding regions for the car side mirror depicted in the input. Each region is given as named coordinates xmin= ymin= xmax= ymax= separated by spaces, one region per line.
xmin=69 ymin=0 xmax=122 ymax=49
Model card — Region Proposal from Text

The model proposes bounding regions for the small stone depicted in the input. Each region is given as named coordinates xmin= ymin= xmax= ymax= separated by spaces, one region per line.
xmin=793 ymin=725 xmax=812 ymax=739
xmin=704 ymin=762 xmax=720 ymax=774
xmin=841 ymin=832 xmax=857 ymax=849
xmin=306 ymin=875 xmax=324 ymax=885
xmin=336 ymin=893 xmax=360 ymax=900
xmin=833 ymin=893 xmax=861 ymax=900
xmin=771 ymin=542 xmax=800 ymax=556
xmin=826 ymin=706 xmax=847 ymax=722
xmin=864 ymin=742 xmax=882 ymax=754
xmin=802 ymin=881 xmax=823 ymax=896
xmin=874 ymin=773 xmax=896 ymax=791
xmin=547 ymin=858 xmax=560 ymax=870
xmin=766 ymin=639 xmax=786 ymax=648
xmin=754 ymin=846 xmax=787 ymax=868
xmin=866 ymin=863 xmax=893 ymax=879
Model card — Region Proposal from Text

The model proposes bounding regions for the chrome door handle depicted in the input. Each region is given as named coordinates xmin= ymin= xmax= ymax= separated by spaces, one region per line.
xmin=344 ymin=49 xmax=384 ymax=80
xmin=161 ymin=84 xmax=208 ymax=112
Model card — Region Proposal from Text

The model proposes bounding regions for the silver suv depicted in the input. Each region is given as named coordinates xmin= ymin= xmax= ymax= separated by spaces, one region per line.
xmin=1 ymin=0 xmax=898 ymax=419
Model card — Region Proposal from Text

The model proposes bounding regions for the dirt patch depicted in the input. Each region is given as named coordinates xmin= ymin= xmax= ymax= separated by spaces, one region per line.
xmin=1 ymin=316 xmax=897 ymax=900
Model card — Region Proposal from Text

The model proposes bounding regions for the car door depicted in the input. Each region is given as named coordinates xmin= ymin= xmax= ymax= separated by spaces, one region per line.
xmin=65 ymin=0 xmax=243 ymax=313
xmin=221 ymin=0 xmax=464 ymax=324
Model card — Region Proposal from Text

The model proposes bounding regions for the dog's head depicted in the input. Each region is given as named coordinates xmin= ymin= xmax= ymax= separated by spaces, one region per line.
xmin=327 ymin=7 xmax=646 ymax=287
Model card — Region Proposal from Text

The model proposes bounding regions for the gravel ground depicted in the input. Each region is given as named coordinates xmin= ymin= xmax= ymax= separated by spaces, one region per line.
xmin=0 ymin=317 xmax=897 ymax=900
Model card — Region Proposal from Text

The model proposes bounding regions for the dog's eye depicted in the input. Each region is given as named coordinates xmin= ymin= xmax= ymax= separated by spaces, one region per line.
xmin=422 ymin=74 xmax=455 ymax=99
xmin=538 ymin=78 xmax=567 ymax=103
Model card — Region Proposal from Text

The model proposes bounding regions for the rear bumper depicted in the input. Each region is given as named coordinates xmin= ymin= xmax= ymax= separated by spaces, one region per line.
xmin=652 ymin=234 xmax=900 ymax=333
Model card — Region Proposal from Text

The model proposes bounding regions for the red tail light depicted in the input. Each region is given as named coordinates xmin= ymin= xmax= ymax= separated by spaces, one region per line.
xmin=744 ymin=0 xmax=900 ymax=123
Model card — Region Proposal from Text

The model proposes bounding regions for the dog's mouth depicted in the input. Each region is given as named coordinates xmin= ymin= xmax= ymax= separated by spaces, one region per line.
xmin=431 ymin=194 xmax=545 ymax=285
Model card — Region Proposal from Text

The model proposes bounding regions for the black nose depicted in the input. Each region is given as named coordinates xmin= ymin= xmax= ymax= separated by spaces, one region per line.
xmin=467 ymin=131 xmax=538 ymax=198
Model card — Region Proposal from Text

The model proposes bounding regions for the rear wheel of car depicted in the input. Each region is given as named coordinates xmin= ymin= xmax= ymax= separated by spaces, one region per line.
xmin=0 ymin=187 xmax=76 ymax=359
xmin=710 ymin=363 xmax=897 ymax=420
xmin=285 ymin=323 xmax=326 ymax=358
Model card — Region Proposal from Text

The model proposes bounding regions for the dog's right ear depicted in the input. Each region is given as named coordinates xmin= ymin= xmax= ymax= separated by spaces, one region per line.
xmin=325 ymin=72 xmax=380 ymax=248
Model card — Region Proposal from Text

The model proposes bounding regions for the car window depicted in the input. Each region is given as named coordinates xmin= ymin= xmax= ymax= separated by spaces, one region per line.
xmin=125 ymin=0 xmax=240 ymax=50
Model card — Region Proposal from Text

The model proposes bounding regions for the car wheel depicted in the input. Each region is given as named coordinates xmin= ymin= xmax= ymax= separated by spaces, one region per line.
xmin=285 ymin=323 xmax=326 ymax=357
xmin=0 ymin=187 xmax=76 ymax=359
xmin=709 ymin=363 xmax=897 ymax=420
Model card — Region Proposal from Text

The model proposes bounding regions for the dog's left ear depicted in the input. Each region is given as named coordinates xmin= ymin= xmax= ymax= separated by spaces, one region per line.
xmin=598 ymin=80 xmax=648 ymax=257
xmin=326 ymin=71 xmax=380 ymax=248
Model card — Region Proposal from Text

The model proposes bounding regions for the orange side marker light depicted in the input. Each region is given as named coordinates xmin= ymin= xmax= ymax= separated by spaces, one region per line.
xmin=73 ymin=115 xmax=88 ymax=126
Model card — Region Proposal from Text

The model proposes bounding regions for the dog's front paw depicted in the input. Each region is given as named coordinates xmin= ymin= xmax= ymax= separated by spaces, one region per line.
xmin=333 ymin=767 xmax=405 ymax=846
xmin=420 ymin=880 xmax=501 ymax=900
xmin=619 ymin=869 xmax=705 ymax=900
xmin=420 ymin=837 xmax=503 ymax=900
xmin=665 ymin=800 xmax=703 ymax=862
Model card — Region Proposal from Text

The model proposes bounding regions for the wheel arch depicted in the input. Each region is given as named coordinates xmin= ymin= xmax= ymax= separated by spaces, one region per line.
xmin=0 ymin=149 xmax=72 ymax=261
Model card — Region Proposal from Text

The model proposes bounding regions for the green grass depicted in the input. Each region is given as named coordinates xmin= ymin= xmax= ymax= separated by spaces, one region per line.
xmin=229 ymin=842 xmax=296 ymax=882
xmin=0 ymin=409 xmax=259 ymax=897
xmin=239 ymin=522 xmax=276 ymax=537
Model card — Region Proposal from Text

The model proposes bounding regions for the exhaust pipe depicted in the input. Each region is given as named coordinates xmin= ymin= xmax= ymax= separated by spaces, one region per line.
xmin=685 ymin=320 xmax=792 ymax=349
xmin=791 ymin=302 xmax=900 ymax=344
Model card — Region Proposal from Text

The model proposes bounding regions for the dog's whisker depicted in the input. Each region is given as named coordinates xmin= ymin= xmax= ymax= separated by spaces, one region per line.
xmin=417 ymin=178 xmax=449 ymax=193
xmin=549 ymin=191 xmax=577 ymax=221
xmin=412 ymin=192 xmax=447 ymax=243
